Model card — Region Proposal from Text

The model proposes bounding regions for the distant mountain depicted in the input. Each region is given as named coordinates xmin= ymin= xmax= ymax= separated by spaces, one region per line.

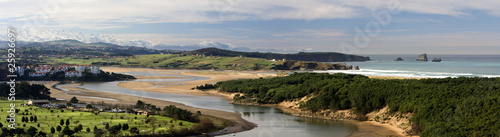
xmin=19 ymin=39 xmax=122 ymax=48
xmin=154 ymin=41 xmax=236 ymax=51
xmin=185 ymin=48 xmax=371 ymax=62
xmin=0 ymin=28 xmax=335 ymax=53
xmin=4 ymin=28 xmax=160 ymax=48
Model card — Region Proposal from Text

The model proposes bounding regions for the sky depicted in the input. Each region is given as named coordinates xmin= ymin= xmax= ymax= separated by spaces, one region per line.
xmin=1 ymin=0 xmax=500 ymax=54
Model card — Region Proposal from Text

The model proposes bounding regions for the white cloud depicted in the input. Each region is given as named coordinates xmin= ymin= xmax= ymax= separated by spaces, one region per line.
xmin=1 ymin=0 xmax=500 ymax=30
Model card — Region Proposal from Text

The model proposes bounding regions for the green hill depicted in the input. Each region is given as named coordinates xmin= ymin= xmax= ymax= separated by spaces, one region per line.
xmin=42 ymin=54 xmax=352 ymax=71
xmin=184 ymin=48 xmax=370 ymax=62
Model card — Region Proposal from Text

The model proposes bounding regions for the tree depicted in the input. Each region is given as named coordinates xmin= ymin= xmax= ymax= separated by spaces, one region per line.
xmin=34 ymin=115 xmax=38 ymax=122
xmin=50 ymin=127 xmax=55 ymax=134
xmin=70 ymin=96 xmax=79 ymax=103
xmin=37 ymin=123 xmax=40 ymax=127
xmin=37 ymin=131 xmax=47 ymax=137
xmin=86 ymin=104 xmax=93 ymax=109
xmin=130 ymin=127 xmax=139 ymax=134
xmin=117 ymin=124 xmax=122 ymax=131
xmin=94 ymin=129 xmax=104 ymax=137
xmin=86 ymin=127 xmax=90 ymax=132
xmin=105 ymin=123 xmax=109 ymax=129
xmin=27 ymin=126 xmax=38 ymax=136
xmin=148 ymin=117 xmax=157 ymax=134
xmin=66 ymin=119 xmax=70 ymax=126
xmin=63 ymin=126 xmax=75 ymax=136
xmin=30 ymin=116 xmax=34 ymax=122
xmin=78 ymin=124 xmax=83 ymax=132
xmin=74 ymin=126 xmax=80 ymax=132
xmin=107 ymin=125 xmax=121 ymax=134
xmin=135 ymin=100 xmax=145 ymax=108
xmin=56 ymin=126 xmax=62 ymax=132
xmin=60 ymin=119 xmax=64 ymax=126
xmin=122 ymin=123 xmax=129 ymax=130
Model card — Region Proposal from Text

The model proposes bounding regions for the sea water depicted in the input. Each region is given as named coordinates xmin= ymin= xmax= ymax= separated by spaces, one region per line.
xmin=320 ymin=54 xmax=500 ymax=78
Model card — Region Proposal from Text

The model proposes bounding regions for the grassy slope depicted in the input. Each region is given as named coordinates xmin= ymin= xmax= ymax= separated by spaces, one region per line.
xmin=42 ymin=54 xmax=275 ymax=70
xmin=0 ymin=100 xmax=196 ymax=136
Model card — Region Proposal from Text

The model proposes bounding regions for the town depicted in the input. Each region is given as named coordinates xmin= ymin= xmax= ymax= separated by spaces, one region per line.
xmin=15 ymin=65 xmax=101 ymax=78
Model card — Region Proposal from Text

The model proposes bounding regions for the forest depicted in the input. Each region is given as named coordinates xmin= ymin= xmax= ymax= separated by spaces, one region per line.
xmin=207 ymin=73 xmax=500 ymax=136
xmin=0 ymin=82 xmax=52 ymax=100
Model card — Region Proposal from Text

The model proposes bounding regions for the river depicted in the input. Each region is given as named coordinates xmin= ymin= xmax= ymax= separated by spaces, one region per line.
xmin=59 ymin=71 xmax=357 ymax=137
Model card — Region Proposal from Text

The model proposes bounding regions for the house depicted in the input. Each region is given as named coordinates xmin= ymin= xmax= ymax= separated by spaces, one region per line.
xmin=74 ymin=65 xmax=86 ymax=72
xmin=29 ymin=72 xmax=47 ymax=77
xmin=92 ymin=105 xmax=107 ymax=111
xmin=15 ymin=66 xmax=24 ymax=76
xmin=65 ymin=71 xmax=82 ymax=77
xmin=90 ymin=66 xmax=100 ymax=75
xmin=132 ymin=109 xmax=152 ymax=115
xmin=34 ymin=66 xmax=51 ymax=73
xmin=71 ymin=103 xmax=89 ymax=110
xmin=109 ymin=108 xmax=125 ymax=113
xmin=27 ymin=99 xmax=49 ymax=106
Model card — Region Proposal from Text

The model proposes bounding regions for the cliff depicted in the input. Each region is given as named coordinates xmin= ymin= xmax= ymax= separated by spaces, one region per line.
xmin=185 ymin=48 xmax=371 ymax=62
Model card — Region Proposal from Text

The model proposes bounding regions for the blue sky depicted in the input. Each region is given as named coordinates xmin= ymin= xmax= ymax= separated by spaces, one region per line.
xmin=1 ymin=0 xmax=500 ymax=54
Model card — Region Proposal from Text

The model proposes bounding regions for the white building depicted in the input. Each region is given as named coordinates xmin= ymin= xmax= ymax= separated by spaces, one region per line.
xmin=91 ymin=66 xmax=100 ymax=75
xmin=74 ymin=66 xmax=86 ymax=72
xmin=29 ymin=72 xmax=46 ymax=77
xmin=65 ymin=71 xmax=83 ymax=77
xmin=35 ymin=67 xmax=51 ymax=73
xmin=15 ymin=66 xmax=24 ymax=76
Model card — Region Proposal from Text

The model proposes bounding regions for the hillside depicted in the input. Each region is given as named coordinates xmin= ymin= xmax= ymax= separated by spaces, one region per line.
xmin=40 ymin=54 xmax=353 ymax=71
xmin=185 ymin=48 xmax=370 ymax=62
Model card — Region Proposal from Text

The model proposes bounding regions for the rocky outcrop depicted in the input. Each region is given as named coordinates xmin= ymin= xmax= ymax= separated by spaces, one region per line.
xmin=432 ymin=58 xmax=441 ymax=62
xmin=347 ymin=65 xmax=353 ymax=70
xmin=416 ymin=54 xmax=428 ymax=61
xmin=354 ymin=66 xmax=360 ymax=70
xmin=394 ymin=57 xmax=404 ymax=61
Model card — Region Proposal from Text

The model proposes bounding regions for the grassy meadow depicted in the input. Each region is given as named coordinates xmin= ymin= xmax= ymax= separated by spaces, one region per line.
xmin=42 ymin=54 xmax=275 ymax=70
xmin=0 ymin=100 xmax=198 ymax=136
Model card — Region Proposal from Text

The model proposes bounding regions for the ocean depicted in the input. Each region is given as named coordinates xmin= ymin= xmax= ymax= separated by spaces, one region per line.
xmin=318 ymin=54 xmax=500 ymax=78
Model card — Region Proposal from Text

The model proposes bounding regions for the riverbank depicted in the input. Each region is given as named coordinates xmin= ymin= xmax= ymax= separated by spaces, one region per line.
xmin=101 ymin=67 xmax=414 ymax=136
xmin=35 ymin=81 xmax=257 ymax=136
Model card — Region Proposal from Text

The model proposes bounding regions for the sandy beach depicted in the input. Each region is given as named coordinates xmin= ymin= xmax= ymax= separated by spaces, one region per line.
xmin=43 ymin=67 xmax=413 ymax=136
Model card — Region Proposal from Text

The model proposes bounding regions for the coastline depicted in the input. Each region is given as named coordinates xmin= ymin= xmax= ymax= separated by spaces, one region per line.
xmin=100 ymin=67 xmax=413 ymax=136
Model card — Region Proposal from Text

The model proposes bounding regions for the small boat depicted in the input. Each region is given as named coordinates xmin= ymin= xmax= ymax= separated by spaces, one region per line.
xmin=394 ymin=57 xmax=404 ymax=61
xmin=432 ymin=58 xmax=441 ymax=62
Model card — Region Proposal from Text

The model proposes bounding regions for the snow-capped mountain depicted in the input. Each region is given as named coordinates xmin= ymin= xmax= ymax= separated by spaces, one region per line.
xmin=11 ymin=28 xmax=160 ymax=48
xmin=0 ymin=28 xmax=309 ymax=53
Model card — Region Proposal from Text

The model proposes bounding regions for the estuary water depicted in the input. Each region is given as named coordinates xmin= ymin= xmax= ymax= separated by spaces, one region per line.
xmin=68 ymin=71 xmax=357 ymax=137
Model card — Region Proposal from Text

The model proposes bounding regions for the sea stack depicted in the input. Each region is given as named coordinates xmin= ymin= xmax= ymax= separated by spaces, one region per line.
xmin=417 ymin=54 xmax=428 ymax=61
xmin=394 ymin=57 xmax=404 ymax=61
xmin=432 ymin=58 xmax=442 ymax=62
xmin=354 ymin=66 xmax=360 ymax=70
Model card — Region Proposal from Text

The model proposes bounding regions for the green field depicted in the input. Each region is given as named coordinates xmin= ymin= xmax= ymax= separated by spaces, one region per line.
xmin=42 ymin=54 xmax=275 ymax=70
xmin=0 ymin=100 xmax=198 ymax=136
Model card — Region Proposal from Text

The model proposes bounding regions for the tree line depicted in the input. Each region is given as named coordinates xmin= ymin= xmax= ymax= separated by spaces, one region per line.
xmin=0 ymin=81 xmax=52 ymax=99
